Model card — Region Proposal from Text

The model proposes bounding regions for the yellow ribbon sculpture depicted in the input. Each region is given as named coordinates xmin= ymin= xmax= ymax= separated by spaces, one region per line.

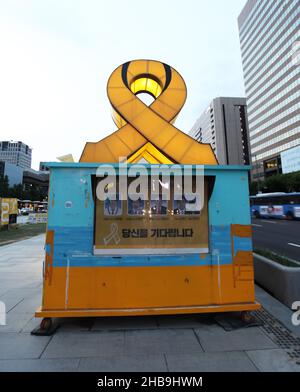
xmin=80 ymin=59 xmax=217 ymax=165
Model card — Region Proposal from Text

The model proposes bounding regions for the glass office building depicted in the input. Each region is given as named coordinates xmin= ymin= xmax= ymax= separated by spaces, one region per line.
xmin=238 ymin=0 xmax=300 ymax=179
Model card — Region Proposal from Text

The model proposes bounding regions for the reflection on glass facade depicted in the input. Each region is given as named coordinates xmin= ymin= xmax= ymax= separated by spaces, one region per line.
xmin=238 ymin=0 xmax=300 ymax=180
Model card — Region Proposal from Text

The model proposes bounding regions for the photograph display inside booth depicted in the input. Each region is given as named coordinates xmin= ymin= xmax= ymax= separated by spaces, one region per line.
xmin=94 ymin=176 xmax=209 ymax=253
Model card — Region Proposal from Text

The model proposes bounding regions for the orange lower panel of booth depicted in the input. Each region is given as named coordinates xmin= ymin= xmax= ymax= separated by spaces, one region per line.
xmin=36 ymin=264 xmax=261 ymax=318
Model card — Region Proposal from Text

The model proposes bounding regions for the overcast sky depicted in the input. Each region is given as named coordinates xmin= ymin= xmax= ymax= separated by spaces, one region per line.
xmin=0 ymin=0 xmax=247 ymax=169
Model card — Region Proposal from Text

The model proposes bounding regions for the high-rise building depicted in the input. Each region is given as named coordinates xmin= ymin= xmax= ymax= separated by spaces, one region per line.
xmin=189 ymin=97 xmax=251 ymax=165
xmin=0 ymin=141 xmax=32 ymax=169
xmin=238 ymin=0 xmax=300 ymax=180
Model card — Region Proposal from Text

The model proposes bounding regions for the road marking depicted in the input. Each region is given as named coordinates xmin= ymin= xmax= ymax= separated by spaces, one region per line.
xmin=263 ymin=220 xmax=277 ymax=224
xmin=288 ymin=243 xmax=300 ymax=248
xmin=252 ymin=224 xmax=263 ymax=227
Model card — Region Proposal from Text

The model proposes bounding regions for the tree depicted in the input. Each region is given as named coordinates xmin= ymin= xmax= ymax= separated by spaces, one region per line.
xmin=264 ymin=174 xmax=287 ymax=193
xmin=0 ymin=175 xmax=9 ymax=197
xmin=8 ymin=184 xmax=24 ymax=199
xmin=284 ymin=172 xmax=300 ymax=193
xmin=0 ymin=178 xmax=47 ymax=201
xmin=250 ymin=170 xmax=300 ymax=195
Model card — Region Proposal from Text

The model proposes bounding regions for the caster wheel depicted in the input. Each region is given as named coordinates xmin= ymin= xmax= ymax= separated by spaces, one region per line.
xmin=241 ymin=311 xmax=252 ymax=323
xmin=40 ymin=317 xmax=52 ymax=331
xmin=31 ymin=317 xmax=58 ymax=336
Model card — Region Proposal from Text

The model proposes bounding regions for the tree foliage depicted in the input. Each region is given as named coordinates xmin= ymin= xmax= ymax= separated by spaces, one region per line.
xmin=0 ymin=175 xmax=47 ymax=201
xmin=250 ymin=171 xmax=300 ymax=195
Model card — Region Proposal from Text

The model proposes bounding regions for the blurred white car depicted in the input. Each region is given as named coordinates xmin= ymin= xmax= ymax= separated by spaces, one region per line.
xmin=20 ymin=208 xmax=31 ymax=216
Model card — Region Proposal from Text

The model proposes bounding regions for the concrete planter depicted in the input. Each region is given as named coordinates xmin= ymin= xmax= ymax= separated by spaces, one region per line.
xmin=254 ymin=254 xmax=300 ymax=309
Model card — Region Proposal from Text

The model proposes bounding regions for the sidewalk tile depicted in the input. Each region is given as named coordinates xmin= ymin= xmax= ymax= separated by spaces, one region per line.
xmin=246 ymin=349 xmax=300 ymax=372
xmin=195 ymin=327 xmax=278 ymax=352
xmin=166 ymin=351 xmax=258 ymax=372
xmin=78 ymin=354 xmax=167 ymax=372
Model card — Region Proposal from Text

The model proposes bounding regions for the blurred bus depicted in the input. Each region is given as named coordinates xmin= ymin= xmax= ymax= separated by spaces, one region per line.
xmin=250 ymin=193 xmax=300 ymax=220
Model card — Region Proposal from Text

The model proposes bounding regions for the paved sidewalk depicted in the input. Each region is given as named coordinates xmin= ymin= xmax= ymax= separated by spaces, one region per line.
xmin=0 ymin=235 xmax=299 ymax=372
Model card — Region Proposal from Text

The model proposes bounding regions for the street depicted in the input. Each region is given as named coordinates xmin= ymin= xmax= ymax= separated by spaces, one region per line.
xmin=252 ymin=219 xmax=300 ymax=262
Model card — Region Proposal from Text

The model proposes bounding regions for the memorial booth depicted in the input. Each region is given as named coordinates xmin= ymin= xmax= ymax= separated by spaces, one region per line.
xmin=35 ymin=60 xmax=260 ymax=331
